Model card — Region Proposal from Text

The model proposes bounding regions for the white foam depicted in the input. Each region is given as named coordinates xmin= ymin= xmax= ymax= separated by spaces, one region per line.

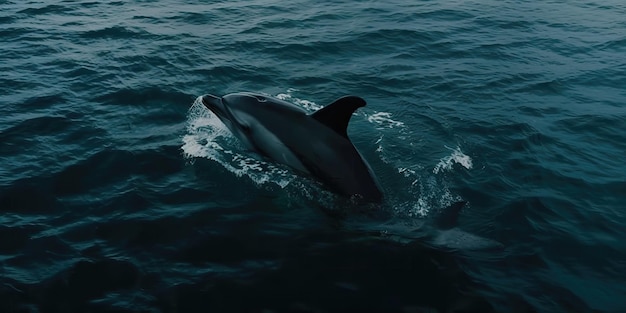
xmin=397 ymin=167 xmax=416 ymax=177
xmin=366 ymin=112 xmax=405 ymax=129
xmin=361 ymin=110 xmax=467 ymax=220
xmin=388 ymin=165 xmax=465 ymax=219
xmin=409 ymin=181 xmax=462 ymax=217
xmin=275 ymin=90 xmax=322 ymax=111
xmin=433 ymin=146 xmax=473 ymax=174
xmin=409 ymin=197 xmax=431 ymax=217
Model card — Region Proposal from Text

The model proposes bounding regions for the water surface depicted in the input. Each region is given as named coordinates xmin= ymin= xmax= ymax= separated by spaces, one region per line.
xmin=1 ymin=1 xmax=625 ymax=312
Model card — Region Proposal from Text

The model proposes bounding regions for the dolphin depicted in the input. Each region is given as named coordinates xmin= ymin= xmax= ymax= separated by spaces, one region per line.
xmin=201 ymin=92 xmax=383 ymax=202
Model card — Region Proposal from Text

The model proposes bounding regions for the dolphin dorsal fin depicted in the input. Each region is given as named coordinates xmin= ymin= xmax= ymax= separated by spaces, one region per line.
xmin=435 ymin=201 xmax=467 ymax=230
xmin=311 ymin=96 xmax=366 ymax=138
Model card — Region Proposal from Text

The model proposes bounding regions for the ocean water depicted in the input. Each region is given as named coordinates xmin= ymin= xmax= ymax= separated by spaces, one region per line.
xmin=1 ymin=0 xmax=625 ymax=312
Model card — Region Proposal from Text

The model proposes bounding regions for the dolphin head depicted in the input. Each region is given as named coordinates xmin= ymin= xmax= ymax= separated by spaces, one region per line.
xmin=203 ymin=92 xmax=305 ymax=116
xmin=201 ymin=94 xmax=231 ymax=125
xmin=202 ymin=92 xmax=268 ymax=114
xmin=202 ymin=94 xmax=236 ymax=125
xmin=201 ymin=93 xmax=260 ymax=149
xmin=201 ymin=93 xmax=274 ymax=125
xmin=201 ymin=92 xmax=308 ymax=137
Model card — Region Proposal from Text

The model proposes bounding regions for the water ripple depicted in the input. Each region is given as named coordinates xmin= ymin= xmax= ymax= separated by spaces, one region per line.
xmin=1 ymin=0 xmax=625 ymax=312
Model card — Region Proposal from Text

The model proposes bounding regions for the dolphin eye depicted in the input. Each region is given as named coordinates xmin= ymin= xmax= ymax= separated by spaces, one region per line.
xmin=242 ymin=124 xmax=252 ymax=134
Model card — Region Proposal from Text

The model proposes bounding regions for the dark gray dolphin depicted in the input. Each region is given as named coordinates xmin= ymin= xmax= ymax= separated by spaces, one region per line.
xmin=201 ymin=92 xmax=383 ymax=202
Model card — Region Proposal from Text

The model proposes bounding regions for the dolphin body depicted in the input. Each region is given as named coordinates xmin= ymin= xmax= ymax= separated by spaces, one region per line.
xmin=201 ymin=92 xmax=383 ymax=202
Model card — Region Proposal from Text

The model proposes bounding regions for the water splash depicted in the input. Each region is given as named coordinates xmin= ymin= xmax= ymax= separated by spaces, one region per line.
xmin=400 ymin=174 xmax=462 ymax=218
xmin=366 ymin=112 xmax=405 ymax=129
xmin=433 ymin=146 xmax=473 ymax=174
xmin=392 ymin=145 xmax=471 ymax=217
xmin=181 ymin=96 xmax=295 ymax=189
xmin=368 ymin=125 xmax=465 ymax=218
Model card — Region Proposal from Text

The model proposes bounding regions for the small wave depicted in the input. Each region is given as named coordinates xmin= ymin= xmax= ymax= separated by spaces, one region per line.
xmin=52 ymin=147 xmax=181 ymax=196
xmin=0 ymin=116 xmax=74 ymax=142
xmin=433 ymin=146 xmax=473 ymax=174
xmin=94 ymin=87 xmax=189 ymax=105
xmin=17 ymin=4 xmax=69 ymax=15
xmin=80 ymin=26 xmax=151 ymax=40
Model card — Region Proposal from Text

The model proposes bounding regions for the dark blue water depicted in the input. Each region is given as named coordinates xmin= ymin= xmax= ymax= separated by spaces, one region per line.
xmin=2 ymin=1 xmax=625 ymax=312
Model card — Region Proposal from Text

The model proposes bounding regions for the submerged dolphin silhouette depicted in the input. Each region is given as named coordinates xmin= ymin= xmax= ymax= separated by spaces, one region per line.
xmin=201 ymin=92 xmax=383 ymax=202
xmin=352 ymin=201 xmax=504 ymax=251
